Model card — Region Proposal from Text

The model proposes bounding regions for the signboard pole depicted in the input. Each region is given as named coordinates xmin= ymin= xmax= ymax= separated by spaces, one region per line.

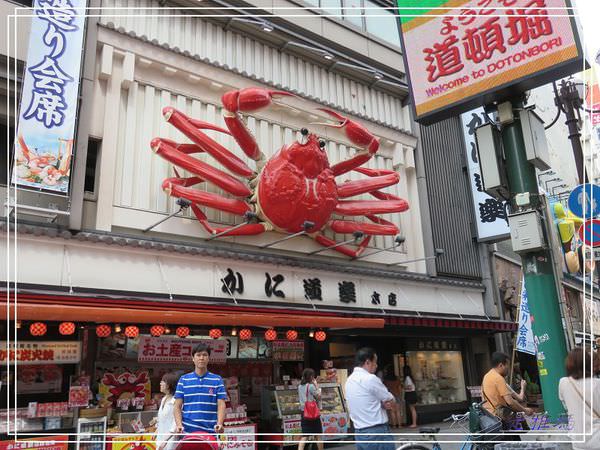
xmin=502 ymin=98 xmax=567 ymax=419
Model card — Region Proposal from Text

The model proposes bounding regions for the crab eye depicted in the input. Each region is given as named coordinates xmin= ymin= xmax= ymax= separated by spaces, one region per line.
xmin=298 ymin=129 xmax=310 ymax=145
xmin=319 ymin=140 xmax=326 ymax=149
xmin=300 ymin=128 xmax=309 ymax=136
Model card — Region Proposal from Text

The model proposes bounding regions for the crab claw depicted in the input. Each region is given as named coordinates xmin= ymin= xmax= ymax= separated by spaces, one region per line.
xmin=314 ymin=108 xmax=379 ymax=155
xmin=222 ymin=87 xmax=296 ymax=113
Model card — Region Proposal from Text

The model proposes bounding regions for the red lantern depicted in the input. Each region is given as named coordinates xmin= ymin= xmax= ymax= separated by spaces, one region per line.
xmin=314 ymin=331 xmax=327 ymax=342
xmin=286 ymin=329 xmax=298 ymax=341
xmin=151 ymin=325 xmax=165 ymax=337
xmin=264 ymin=329 xmax=277 ymax=341
xmin=59 ymin=322 xmax=76 ymax=335
xmin=209 ymin=328 xmax=222 ymax=339
xmin=30 ymin=322 xmax=47 ymax=336
xmin=176 ymin=326 xmax=190 ymax=338
xmin=125 ymin=325 xmax=139 ymax=338
xmin=239 ymin=328 xmax=252 ymax=341
xmin=96 ymin=324 xmax=112 ymax=338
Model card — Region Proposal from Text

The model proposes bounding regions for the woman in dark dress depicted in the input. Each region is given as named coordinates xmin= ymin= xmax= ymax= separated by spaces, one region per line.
xmin=298 ymin=368 xmax=323 ymax=450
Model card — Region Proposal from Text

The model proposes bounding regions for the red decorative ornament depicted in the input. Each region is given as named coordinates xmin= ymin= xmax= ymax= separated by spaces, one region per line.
xmin=176 ymin=326 xmax=190 ymax=338
xmin=96 ymin=324 xmax=112 ymax=338
xmin=286 ymin=330 xmax=298 ymax=341
xmin=150 ymin=325 xmax=165 ymax=337
xmin=239 ymin=328 xmax=252 ymax=341
xmin=58 ymin=322 xmax=76 ymax=335
xmin=314 ymin=331 xmax=327 ymax=342
xmin=30 ymin=322 xmax=47 ymax=336
xmin=125 ymin=326 xmax=139 ymax=338
xmin=209 ymin=328 xmax=222 ymax=339
xmin=151 ymin=88 xmax=409 ymax=258
xmin=264 ymin=329 xmax=277 ymax=341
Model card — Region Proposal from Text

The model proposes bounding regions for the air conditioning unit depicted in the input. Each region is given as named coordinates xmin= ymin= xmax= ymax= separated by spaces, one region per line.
xmin=508 ymin=210 xmax=545 ymax=253
xmin=519 ymin=108 xmax=551 ymax=171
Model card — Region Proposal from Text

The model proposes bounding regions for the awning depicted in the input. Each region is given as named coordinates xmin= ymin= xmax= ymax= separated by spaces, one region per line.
xmin=3 ymin=296 xmax=385 ymax=329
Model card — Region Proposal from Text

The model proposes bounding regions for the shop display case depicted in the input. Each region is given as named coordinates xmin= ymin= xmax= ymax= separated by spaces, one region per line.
xmin=261 ymin=383 xmax=349 ymax=445
xmin=75 ymin=416 xmax=107 ymax=450
xmin=405 ymin=350 xmax=467 ymax=405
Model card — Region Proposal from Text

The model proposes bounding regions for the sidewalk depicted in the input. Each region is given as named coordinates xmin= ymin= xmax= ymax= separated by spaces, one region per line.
xmin=326 ymin=422 xmax=573 ymax=450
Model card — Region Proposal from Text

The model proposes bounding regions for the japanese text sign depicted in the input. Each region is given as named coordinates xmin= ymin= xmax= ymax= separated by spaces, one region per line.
xmin=516 ymin=277 xmax=536 ymax=355
xmin=12 ymin=0 xmax=87 ymax=193
xmin=397 ymin=0 xmax=583 ymax=124
xmin=0 ymin=436 xmax=68 ymax=450
xmin=137 ymin=336 xmax=228 ymax=364
xmin=0 ymin=341 xmax=81 ymax=364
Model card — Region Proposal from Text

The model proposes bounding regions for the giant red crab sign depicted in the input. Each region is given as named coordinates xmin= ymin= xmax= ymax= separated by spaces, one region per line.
xmin=150 ymin=87 xmax=409 ymax=257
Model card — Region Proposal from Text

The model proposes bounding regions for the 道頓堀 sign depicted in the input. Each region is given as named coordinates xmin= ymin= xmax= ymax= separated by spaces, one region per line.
xmin=12 ymin=0 xmax=87 ymax=194
xmin=397 ymin=0 xmax=584 ymax=124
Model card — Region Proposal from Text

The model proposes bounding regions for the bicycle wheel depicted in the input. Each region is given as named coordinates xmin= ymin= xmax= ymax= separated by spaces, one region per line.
xmin=397 ymin=445 xmax=431 ymax=450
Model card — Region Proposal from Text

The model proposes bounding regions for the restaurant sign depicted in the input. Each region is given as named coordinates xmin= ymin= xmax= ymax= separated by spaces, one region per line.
xmin=0 ymin=436 xmax=68 ymax=450
xmin=397 ymin=0 xmax=584 ymax=124
xmin=0 ymin=341 xmax=81 ymax=364
xmin=137 ymin=336 xmax=228 ymax=364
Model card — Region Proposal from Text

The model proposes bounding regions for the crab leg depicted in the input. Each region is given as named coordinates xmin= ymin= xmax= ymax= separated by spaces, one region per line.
xmin=221 ymin=88 xmax=296 ymax=161
xmin=314 ymin=234 xmax=372 ymax=258
xmin=337 ymin=172 xmax=399 ymax=198
xmin=329 ymin=220 xmax=398 ymax=235
xmin=313 ymin=109 xmax=380 ymax=176
xmin=151 ymin=138 xmax=251 ymax=197
xmin=162 ymin=177 xmax=252 ymax=216
xmin=335 ymin=199 xmax=409 ymax=216
xmin=162 ymin=107 xmax=254 ymax=178
xmin=190 ymin=205 xmax=268 ymax=237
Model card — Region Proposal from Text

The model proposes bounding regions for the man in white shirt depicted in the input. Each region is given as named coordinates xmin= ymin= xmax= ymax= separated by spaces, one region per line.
xmin=345 ymin=347 xmax=396 ymax=450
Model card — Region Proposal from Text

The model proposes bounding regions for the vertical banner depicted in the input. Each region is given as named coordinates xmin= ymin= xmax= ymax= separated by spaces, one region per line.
xmin=460 ymin=108 xmax=510 ymax=241
xmin=12 ymin=0 xmax=87 ymax=194
xmin=516 ymin=277 xmax=536 ymax=355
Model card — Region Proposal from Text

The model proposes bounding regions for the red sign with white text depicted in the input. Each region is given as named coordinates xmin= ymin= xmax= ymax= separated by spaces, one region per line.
xmin=138 ymin=337 xmax=227 ymax=364
xmin=0 ymin=436 xmax=68 ymax=450
xmin=398 ymin=0 xmax=584 ymax=124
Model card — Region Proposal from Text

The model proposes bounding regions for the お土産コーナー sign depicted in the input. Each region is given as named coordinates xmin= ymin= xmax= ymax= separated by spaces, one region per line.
xmin=397 ymin=0 xmax=584 ymax=124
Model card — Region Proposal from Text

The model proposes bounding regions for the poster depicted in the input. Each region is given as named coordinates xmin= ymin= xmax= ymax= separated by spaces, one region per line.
xmin=0 ymin=341 xmax=81 ymax=364
xmin=282 ymin=417 xmax=302 ymax=443
xmin=516 ymin=277 xmax=537 ymax=355
xmin=108 ymin=434 xmax=155 ymax=450
xmin=68 ymin=374 xmax=90 ymax=408
xmin=223 ymin=423 xmax=257 ymax=450
xmin=99 ymin=369 xmax=151 ymax=408
xmin=11 ymin=0 xmax=87 ymax=193
xmin=460 ymin=108 xmax=510 ymax=242
xmin=138 ymin=337 xmax=227 ymax=364
xmin=17 ymin=365 xmax=62 ymax=394
xmin=0 ymin=436 xmax=68 ymax=450
xmin=272 ymin=341 xmax=304 ymax=361
xmin=397 ymin=0 xmax=583 ymax=123
xmin=237 ymin=338 xmax=258 ymax=359
xmin=320 ymin=413 xmax=350 ymax=440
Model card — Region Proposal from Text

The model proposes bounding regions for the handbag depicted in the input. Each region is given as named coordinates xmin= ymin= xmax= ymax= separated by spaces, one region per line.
xmin=302 ymin=384 xmax=320 ymax=420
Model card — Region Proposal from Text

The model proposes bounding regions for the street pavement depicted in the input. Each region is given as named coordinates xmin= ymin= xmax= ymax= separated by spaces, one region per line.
xmin=325 ymin=422 xmax=573 ymax=449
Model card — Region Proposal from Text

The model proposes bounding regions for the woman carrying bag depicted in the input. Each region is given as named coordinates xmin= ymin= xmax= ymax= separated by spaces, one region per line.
xmin=297 ymin=368 xmax=323 ymax=450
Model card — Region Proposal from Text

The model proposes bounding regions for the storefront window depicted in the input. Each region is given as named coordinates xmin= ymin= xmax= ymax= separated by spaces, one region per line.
xmin=405 ymin=350 xmax=467 ymax=405
xmin=363 ymin=0 xmax=401 ymax=46
xmin=321 ymin=0 xmax=343 ymax=18
xmin=342 ymin=0 xmax=364 ymax=28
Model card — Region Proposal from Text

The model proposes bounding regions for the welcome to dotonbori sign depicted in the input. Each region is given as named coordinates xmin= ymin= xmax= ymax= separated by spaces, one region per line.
xmin=397 ymin=0 xmax=584 ymax=124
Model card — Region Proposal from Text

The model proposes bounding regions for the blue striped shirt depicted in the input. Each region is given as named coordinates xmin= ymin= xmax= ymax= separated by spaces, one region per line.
xmin=174 ymin=371 xmax=227 ymax=433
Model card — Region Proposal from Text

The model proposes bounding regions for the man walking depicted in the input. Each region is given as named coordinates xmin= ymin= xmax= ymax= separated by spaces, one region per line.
xmin=174 ymin=343 xmax=227 ymax=435
xmin=345 ymin=347 xmax=396 ymax=450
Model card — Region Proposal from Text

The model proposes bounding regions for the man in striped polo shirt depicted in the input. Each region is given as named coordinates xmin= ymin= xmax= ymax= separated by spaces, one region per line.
xmin=174 ymin=343 xmax=227 ymax=435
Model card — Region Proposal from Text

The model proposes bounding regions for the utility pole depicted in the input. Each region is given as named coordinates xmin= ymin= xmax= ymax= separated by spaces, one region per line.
xmin=501 ymin=98 xmax=567 ymax=419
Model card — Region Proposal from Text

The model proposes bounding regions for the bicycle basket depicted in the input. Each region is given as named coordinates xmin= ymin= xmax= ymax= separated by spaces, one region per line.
xmin=471 ymin=405 xmax=503 ymax=442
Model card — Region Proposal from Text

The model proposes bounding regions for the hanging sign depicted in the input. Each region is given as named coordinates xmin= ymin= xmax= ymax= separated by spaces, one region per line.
xmin=137 ymin=336 xmax=227 ymax=364
xmin=516 ymin=277 xmax=536 ymax=355
xmin=11 ymin=0 xmax=87 ymax=194
xmin=461 ymin=108 xmax=510 ymax=241
xmin=0 ymin=341 xmax=81 ymax=364
xmin=397 ymin=0 xmax=584 ymax=124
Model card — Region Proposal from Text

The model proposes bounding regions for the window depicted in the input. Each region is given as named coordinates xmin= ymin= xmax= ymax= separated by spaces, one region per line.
xmin=0 ymin=122 xmax=15 ymax=186
xmin=308 ymin=0 xmax=401 ymax=47
xmin=84 ymin=138 xmax=100 ymax=195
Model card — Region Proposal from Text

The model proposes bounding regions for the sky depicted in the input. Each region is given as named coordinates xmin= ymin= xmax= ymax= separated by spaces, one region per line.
xmin=574 ymin=0 xmax=600 ymax=63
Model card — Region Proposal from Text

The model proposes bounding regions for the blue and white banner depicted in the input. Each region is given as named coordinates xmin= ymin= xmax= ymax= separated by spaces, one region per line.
xmin=516 ymin=277 xmax=536 ymax=356
xmin=12 ymin=0 xmax=87 ymax=194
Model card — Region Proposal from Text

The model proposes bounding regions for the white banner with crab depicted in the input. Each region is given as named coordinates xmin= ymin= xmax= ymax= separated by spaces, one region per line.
xmin=12 ymin=0 xmax=87 ymax=194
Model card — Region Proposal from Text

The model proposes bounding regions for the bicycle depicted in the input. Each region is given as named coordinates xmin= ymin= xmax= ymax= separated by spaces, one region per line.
xmin=395 ymin=411 xmax=496 ymax=450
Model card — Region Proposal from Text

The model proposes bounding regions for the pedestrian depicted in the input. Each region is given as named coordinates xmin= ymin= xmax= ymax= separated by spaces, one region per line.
xmin=174 ymin=343 xmax=227 ymax=436
xmin=403 ymin=365 xmax=418 ymax=428
xmin=297 ymin=368 xmax=324 ymax=450
xmin=153 ymin=372 xmax=178 ymax=450
xmin=382 ymin=365 xmax=402 ymax=429
xmin=345 ymin=347 xmax=396 ymax=450
xmin=558 ymin=348 xmax=600 ymax=449
xmin=481 ymin=352 xmax=533 ymax=437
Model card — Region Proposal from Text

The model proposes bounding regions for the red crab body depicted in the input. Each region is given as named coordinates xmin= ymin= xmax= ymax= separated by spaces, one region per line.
xmin=150 ymin=87 xmax=409 ymax=257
